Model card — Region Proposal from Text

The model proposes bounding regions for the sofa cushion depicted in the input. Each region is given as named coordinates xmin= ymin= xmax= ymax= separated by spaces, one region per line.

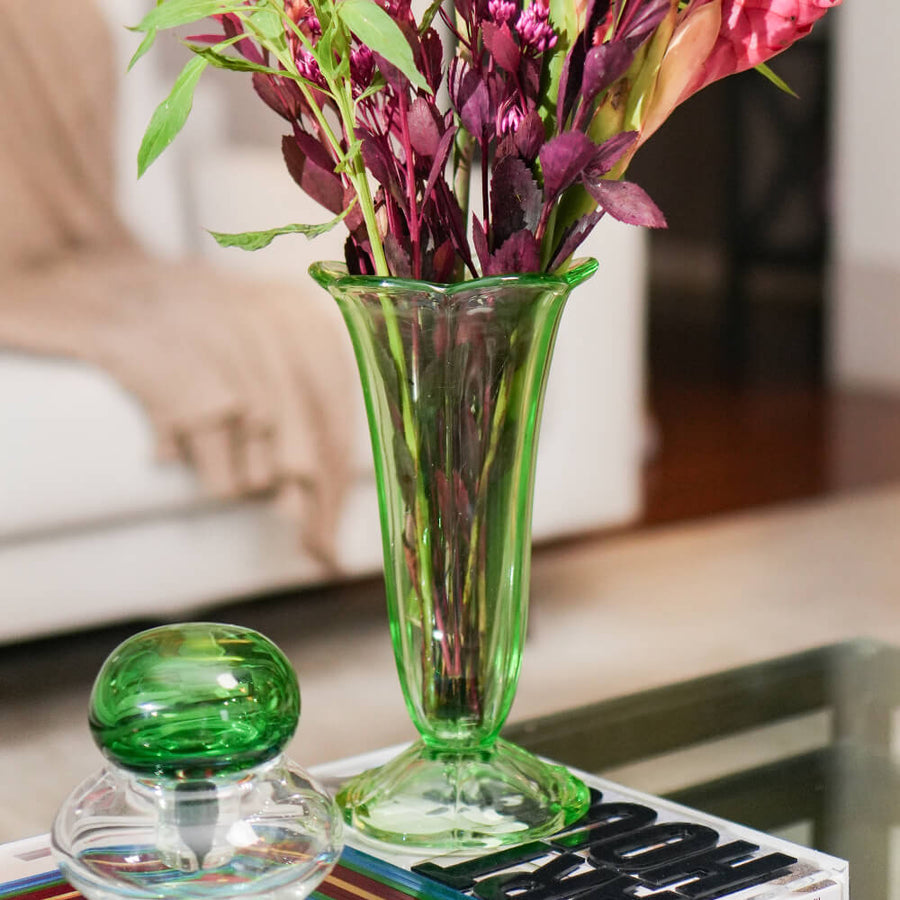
xmin=0 ymin=353 xmax=203 ymax=540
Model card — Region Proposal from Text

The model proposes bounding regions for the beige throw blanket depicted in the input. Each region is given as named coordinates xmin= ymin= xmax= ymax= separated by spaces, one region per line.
xmin=0 ymin=0 xmax=356 ymax=566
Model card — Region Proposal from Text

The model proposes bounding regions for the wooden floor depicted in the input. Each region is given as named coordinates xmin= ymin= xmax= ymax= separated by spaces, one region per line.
xmin=641 ymin=383 xmax=900 ymax=526
xmin=636 ymin=243 xmax=900 ymax=527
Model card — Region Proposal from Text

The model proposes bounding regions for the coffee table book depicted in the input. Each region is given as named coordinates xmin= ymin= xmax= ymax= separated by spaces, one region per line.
xmin=0 ymin=752 xmax=848 ymax=900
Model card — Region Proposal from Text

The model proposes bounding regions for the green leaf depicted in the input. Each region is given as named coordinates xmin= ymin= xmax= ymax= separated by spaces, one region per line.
xmin=137 ymin=55 xmax=208 ymax=178
xmin=208 ymin=206 xmax=356 ymax=250
xmin=333 ymin=139 xmax=363 ymax=174
xmin=418 ymin=0 xmax=445 ymax=34
xmin=337 ymin=0 xmax=432 ymax=94
xmin=247 ymin=7 xmax=288 ymax=54
xmin=134 ymin=0 xmax=247 ymax=34
xmin=354 ymin=78 xmax=386 ymax=106
xmin=188 ymin=43 xmax=283 ymax=76
xmin=755 ymin=62 xmax=799 ymax=98
xmin=128 ymin=27 xmax=157 ymax=71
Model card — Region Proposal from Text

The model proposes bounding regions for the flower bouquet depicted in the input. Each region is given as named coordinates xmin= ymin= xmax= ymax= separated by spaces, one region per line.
xmin=134 ymin=0 xmax=840 ymax=850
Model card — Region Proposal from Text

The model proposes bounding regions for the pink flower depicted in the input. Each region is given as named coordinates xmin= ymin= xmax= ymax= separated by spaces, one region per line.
xmin=489 ymin=0 xmax=518 ymax=24
xmin=638 ymin=0 xmax=839 ymax=147
xmin=686 ymin=0 xmax=841 ymax=96
xmin=350 ymin=45 xmax=375 ymax=92
xmin=515 ymin=0 xmax=558 ymax=53
xmin=296 ymin=47 xmax=326 ymax=87
xmin=497 ymin=101 xmax=525 ymax=135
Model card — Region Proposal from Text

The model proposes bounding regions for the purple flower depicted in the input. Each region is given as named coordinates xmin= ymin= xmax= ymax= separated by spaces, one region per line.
xmin=489 ymin=0 xmax=518 ymax=24
xmin=497 ymin=101 xmax=524 ymax=135
xmin=350 ymin=45 xmax=375 ymax=91
xmin=296 ymin=47 xmax=326 ymax=87
xmin=515 ymin=0 xmax=557 ymax=53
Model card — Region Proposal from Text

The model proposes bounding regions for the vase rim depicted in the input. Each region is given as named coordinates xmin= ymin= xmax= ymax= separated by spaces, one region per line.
xmin=309 ymin=258 xmax=598 ymax=295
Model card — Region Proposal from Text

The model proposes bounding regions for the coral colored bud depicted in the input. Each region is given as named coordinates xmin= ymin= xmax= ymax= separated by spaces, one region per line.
xmin=638 ymin=0 xmax=721 ymax=145
xmin=285 ymin=0 xmax=310 ymax=22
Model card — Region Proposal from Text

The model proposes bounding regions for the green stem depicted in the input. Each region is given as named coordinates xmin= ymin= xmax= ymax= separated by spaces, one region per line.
xmin=258 ymin=5 xmax=437 ymax=702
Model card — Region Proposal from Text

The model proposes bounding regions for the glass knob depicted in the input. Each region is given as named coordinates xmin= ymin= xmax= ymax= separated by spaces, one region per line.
xmin=53 ymin=623 xmax=342 ymax=900
xmin=89 ymin=622 xmax=300 ymax=776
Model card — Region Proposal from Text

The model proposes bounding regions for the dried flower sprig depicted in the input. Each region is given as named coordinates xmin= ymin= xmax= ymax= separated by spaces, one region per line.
xmin=134 ymin=0 xmax=840 ymax=282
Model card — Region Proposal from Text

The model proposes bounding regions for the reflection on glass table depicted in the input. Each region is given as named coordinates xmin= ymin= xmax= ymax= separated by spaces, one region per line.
xmin=505 ymin=640 xmax=900 ymax=900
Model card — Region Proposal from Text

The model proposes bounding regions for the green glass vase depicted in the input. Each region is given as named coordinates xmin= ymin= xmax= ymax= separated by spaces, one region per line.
xmin=310 ymin=260 xmax=596 ymax=850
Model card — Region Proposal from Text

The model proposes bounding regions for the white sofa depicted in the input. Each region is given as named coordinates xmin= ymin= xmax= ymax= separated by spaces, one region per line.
xmin=0 ymin=2 xmax=648 ymax=643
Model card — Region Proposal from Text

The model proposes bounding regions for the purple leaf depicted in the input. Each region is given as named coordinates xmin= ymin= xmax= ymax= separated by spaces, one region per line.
xmin=281 ymin=135 xmax=344 ymax=214
xmin=515 ymin=110 xmax=545 ymax=162
xmin=373 ymin=54 xmax=410 ymax=94
xmin=485 ymin=230 xmax=541 ymax=275
xmin=432 ymin=239 xmax=457 ymax=283
xmin=490 ymin=155 xmax=542 ymax=245
xmin=581 ymin=42 xmax=634 ymax=106
xmin=548 ymin=210 xmax=603 ymax=271
xmin=434 ymin=181 xmax=477 ymax=276
xmin=585 ymin=178 xmax=667 ymax=228
xmin=587 ymin=131 xmax=639 ymax=177
xmin=253 ymin=73 xmax=302 ymax=121
xmin=360 ymin=131 xmax=403 ymax=203
xmin=495 ymin=133 xmax=518 ymax=161
xmin=557 ymin=42 xmax=586 ymax=128
xmin=384 ymin=233 xmax=413 ymax=277
xmin=422 ymin=126 xmax=457 ymax=207
xmin=345 ymin=235 xmax=376 ymax=275
xmin=618 ymin=0 xmax=671 ymax=50
xmin=472 ymin=215 xmax=490 ymax=271
xmin=448 ymin=60 xmax=494 ymax=140
xmin=539 ymin=131 xmax=598 ymax=202
xmin=482 ymin=22 xmax=521 ymax=73
xmin=420 ymin=27 xmax=444 ymax=92
xmin=408 ymin=97 xmax=442 ymax=157
xmin=521 ymin=56 xmax=541 ymax=99
xmin=461 ymin=80 xmax=494 ymax=141
xmin=219 ymin=14 xmax=265 ymax=65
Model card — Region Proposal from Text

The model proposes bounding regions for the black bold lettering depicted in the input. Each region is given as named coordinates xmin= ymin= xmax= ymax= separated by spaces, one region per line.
xmin=413 ymin=842 xmax=553 ymax=890
xmin=473 ymin=855 xmax=611 ymax=900
xmin=588 ymin=823 xmax=719 ymax=872
xmin=640 ymin=841 xmax=797 ymax=899
xmin=551 ymin=804 xmax=658 ymax=852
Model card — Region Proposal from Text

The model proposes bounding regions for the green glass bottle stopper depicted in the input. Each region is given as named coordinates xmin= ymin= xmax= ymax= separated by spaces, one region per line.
xmin=89 ymin=622 xmax=300 ymax=778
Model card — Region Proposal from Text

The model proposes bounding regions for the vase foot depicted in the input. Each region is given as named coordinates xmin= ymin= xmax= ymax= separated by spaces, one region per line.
xmin=336 ymin=738 xmax=588 ymax=851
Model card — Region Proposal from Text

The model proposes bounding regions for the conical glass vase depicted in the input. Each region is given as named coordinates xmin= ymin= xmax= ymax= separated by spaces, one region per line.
xmin=310 ymin=260 xmax=596 ymax=851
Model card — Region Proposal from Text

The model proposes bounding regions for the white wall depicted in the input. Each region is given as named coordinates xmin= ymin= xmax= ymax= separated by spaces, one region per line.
xmin=829 ymin=3 xmax=900 ymax=391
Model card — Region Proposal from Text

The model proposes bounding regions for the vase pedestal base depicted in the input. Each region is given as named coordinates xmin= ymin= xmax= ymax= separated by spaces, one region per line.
xmin=336 ymin=738 xmax=589 ymax=852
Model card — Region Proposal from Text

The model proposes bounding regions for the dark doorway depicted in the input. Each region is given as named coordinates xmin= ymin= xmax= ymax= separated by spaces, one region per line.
xmin=629 ymin=23 xmax=834 ymax=388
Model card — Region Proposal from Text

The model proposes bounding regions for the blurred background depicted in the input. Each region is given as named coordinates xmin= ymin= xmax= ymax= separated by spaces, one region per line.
xmin=1 ymin=0 xmax=899 ymax=849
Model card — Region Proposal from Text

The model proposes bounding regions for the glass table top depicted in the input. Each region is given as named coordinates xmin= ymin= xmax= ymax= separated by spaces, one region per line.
xmin=504 ymin=639 xmax=898 ymax=900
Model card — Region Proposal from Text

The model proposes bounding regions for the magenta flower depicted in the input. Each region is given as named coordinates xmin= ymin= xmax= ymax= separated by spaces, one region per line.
xmin=139 ymin=0 xmax=841 ymax=280
xmin=687 ymin=0 xmax=841 ymax=96
xmin=350 ymin=45 xmax=375 ymax=91
xmin=489 ymin=0 xmax=518 ymax=25
xmin=515 ymin=0 xmax=558 ymax=53
xmin=295 ymin=46 xmax=326 ymax=87
xmin=639 ymin=0 xmax=839 ymax=147
xmin=497 ymin=102 xmax=525 ymax=135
